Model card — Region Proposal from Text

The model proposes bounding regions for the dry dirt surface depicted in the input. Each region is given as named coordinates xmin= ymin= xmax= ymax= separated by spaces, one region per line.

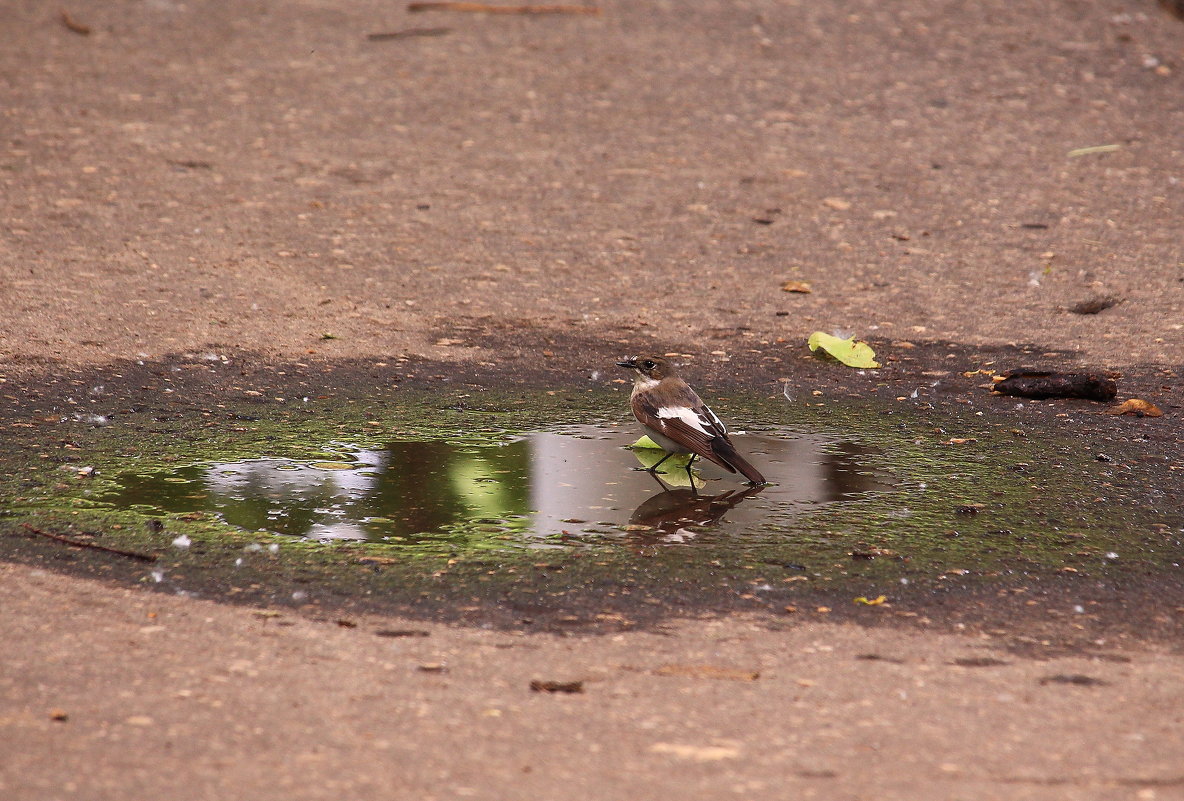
xmin=2 ymin=1 xmax=1184 ymax=799
xmin=3 ymin=561 xmax=1184 ymax=801
xmin=2 ymin=0 xmax=1183 ymax=370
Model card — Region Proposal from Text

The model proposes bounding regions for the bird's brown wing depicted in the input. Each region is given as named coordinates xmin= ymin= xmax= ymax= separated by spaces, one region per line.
xmin=690 ymin=400 xmax=764 ymax=483
xmin=708 ymin=433 xmax=766 ymax=485
xmin=633 ymin=394 xmax=766 ymax=484
xmin=631 ymin=394 xmax=738 ymax=473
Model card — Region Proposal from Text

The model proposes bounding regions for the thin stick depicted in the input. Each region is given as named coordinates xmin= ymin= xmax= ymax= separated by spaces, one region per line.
xmin=368 ymin=27 xmax=452 ymax=40
xmin=59 ymin=11 xmax=92 ymax=35
xmin=20 ymin=524 xmax=158 ymax=562
xmin=408 ymin=2 xmax=601 ymax=15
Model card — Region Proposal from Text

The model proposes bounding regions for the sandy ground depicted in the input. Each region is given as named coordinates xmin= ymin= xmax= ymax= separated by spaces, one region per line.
xmin=2 ymin=0 xmax=1182 ymax=372
xmin=5 ymin=562 xmax=1184 ymax=801
xmin=2 ymin=0 xmax=1184 ymax=798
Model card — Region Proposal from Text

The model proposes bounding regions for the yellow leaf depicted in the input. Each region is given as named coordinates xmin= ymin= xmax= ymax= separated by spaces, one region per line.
xmin=652 ymin=664 xmax=760 ymax=681
xmin=854 ymin=595 xmax=887 ymax=606
xmin=1107 ymin=399 xmax=1163 ymax=417
xmin=807 ymin=332 xmax=880 ymax=368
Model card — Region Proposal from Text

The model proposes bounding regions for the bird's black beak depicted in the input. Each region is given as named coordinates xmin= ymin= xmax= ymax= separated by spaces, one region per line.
xmin=616 ymin=359 xmax=638 ymax=369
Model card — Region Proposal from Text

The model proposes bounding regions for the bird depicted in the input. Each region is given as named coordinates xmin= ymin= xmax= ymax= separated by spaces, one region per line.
xmin=615 ymin=355 xmax=767 ymax=485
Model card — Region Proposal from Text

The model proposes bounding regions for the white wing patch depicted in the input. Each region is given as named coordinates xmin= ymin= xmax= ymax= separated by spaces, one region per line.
xmin=656 ymin=405 xmax=725 ymax=438
xmin=656 ymin=405 xmax=707 ymax=434
xmin=700 ymin=403 xmax=727 ymax=436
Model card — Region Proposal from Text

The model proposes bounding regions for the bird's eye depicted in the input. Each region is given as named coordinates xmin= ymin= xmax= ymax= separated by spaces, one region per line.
xmin=642 ymin=360 xmax=656 ymax=370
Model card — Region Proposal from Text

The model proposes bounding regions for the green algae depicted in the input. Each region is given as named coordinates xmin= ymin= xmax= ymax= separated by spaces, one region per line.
xmin=1 ymin=387 xmax=1180 ymax=617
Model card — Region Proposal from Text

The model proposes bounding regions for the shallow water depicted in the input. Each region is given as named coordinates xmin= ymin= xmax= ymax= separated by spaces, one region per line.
xmin=100 ymin=424 xmax=895 ymax=545
xmin=7 ymin=386 xmax=1180 ymax=617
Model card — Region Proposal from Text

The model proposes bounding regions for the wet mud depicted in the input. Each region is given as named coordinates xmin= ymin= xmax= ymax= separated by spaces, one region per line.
xmin=1 ymin=339 xmax=1182 ymax=645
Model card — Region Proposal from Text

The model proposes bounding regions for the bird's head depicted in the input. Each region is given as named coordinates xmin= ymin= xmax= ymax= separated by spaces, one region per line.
xmin=615 ymin=355 xmax=675 ymax=382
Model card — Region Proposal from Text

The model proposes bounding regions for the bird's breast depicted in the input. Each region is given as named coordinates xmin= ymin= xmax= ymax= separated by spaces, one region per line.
xmin=642 ymin=427 xmax=691 ymax=455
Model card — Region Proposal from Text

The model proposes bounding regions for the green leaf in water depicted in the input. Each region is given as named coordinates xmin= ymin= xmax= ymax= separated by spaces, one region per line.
xmin=628 ymin=443 xmax=701 ymax=488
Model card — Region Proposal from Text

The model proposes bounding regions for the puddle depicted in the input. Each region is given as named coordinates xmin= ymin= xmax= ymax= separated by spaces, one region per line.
xmin=5 ymin=382 xmax=1181 ymax=631
xmin=98 ymin=425 xmax=896 ymax=546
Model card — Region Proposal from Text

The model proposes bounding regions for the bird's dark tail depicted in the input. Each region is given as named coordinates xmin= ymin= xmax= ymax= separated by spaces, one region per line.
xmin=711 ymin=439 xmax=767 ymax=485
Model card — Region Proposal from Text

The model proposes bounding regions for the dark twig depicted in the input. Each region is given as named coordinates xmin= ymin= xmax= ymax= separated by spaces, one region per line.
xmin=530 ymin=679 xmax=584 ymax=693
xmin=368 ymin=27 xmax=452 ymax=40
xmin=59 ymin=10 xmax=92 ymax=35
xmin=20 ymin=524 xmax=158 ymax=562
xmin=408 ymin=2 xmax=601 ymax=15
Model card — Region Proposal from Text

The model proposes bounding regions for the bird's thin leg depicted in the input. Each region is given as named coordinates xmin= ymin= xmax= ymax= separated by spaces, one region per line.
xmin=685 ymin=454 xmax=700 ymax=495
xmin=646 ymin=451 xmax=674 ymax=475
xmin=644 ymin=470 xmax=672 ymax=491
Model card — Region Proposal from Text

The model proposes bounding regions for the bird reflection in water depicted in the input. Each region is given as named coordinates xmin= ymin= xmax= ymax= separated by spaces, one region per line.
xmin=628 ymin=482 xmax=766 ymax=541
xmin=100 ymin=427 xmax=893 ymax=544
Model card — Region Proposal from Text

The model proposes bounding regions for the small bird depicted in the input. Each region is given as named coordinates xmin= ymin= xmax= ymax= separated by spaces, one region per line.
xmin=616 ymin=355 xmax=767 ymax=485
